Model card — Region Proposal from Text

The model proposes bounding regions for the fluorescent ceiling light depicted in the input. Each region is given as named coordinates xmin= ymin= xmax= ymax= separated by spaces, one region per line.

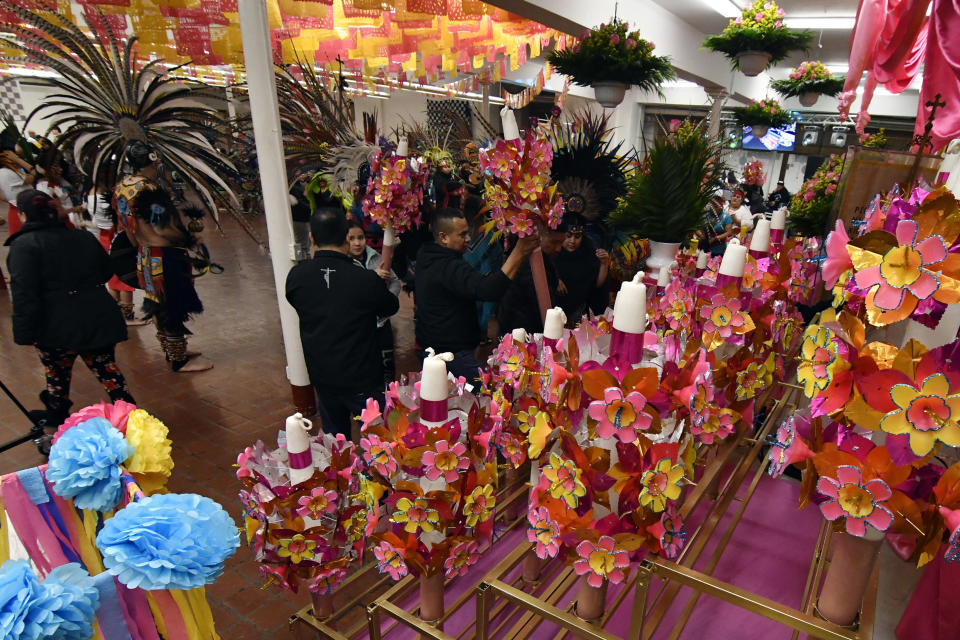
xmin=783 ymin=16 xmax=856 ymax=29
xmin=705 ymin=0 xmax=741 ymax=18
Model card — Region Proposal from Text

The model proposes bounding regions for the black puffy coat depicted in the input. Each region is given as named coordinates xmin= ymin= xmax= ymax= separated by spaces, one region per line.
xmin=6 ymin=221 xmax=128 ymax=351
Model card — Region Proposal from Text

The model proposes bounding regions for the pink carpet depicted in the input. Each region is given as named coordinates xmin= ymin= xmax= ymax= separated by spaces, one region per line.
xmin=369 ymin=474 xmax=823 ymax=639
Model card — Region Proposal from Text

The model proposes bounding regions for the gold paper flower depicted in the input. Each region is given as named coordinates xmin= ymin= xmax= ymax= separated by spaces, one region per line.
xmin=880 ymin=373 xmax=960 ymax=455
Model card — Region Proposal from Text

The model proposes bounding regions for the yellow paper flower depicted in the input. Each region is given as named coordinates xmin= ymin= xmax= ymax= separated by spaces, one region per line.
xmin=123 ymin=409 xmax=173 ymax=493
xmin=391 ymin=497 xmax=440 ymax=534
xmin=541 ymin=452 xmax=587 ymax=509
xmin=797 ymin=325 xmax=839 ymax=397
xmin=276 ymin=534 xmax=316 ymax=564
xmin=639 ymin=459 xmax=684 ymax=512
xmin=880 ymin=373 xmax=960 ymax=455
xmin=463 ymin=484 xmax=496 ymax=527
xmin=343 ymin=510 xmax=367 ymax=543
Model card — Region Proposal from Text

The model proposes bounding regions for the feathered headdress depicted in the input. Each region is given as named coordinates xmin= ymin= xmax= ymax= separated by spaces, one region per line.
xmin=0 ymin=5 xmax=240 ymax=227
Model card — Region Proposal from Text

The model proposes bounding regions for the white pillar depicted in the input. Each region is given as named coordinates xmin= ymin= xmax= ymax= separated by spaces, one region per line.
xmin=704 ymin=87 xmax=729 ymax=140
xmin=238 ymin=0 xmax=314 ymax=411
xmin=607 ymin=87 xmax=641 ymax=155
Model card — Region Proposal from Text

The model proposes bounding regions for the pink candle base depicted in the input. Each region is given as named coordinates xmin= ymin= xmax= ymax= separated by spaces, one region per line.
xmin=420 ymin=399 xmax=448 ymax=422
xmin=716 ymin=274 xmax=740 ymax=289
xmin=748 ymin=249 xmax=768 ymax=259
xmin=610 ymin=328 xmax=644 ymax=364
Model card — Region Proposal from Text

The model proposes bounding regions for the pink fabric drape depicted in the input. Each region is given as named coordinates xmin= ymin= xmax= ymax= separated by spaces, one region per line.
xmin=917 ymin=0 xmax=960 ymax=151
xmin=895 ymin=545 xmax=960 ymax=640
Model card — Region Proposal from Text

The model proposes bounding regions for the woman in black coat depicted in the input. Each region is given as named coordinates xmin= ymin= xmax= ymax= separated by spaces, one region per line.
xmin=5 ymin=189 xmax=134 ymax=424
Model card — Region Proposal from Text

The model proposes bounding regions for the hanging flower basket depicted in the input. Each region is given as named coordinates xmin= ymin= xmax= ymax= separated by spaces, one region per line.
xmin=592 ymin=81 xmax=629 ymax=108
xmin=548 ymin=19 xmax=676 ymax=103
xmin=703 ymin=0 xmax=813 ymax=75
xmin=771 ymin=61 xmax=845 ymax=105
xmin=736 ymin=51 xmax=773 ymax=77
xmin=731 ymin=99 xmax=793 ymax=136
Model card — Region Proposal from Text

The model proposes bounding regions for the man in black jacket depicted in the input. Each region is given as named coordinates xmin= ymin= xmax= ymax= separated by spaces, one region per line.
xmin=286 ymin=208 xmax=399 ymax=439
xmin=415 ymin=208 xmax=538 ymax=383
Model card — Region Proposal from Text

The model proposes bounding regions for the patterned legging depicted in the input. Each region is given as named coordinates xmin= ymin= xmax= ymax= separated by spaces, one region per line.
xmin=36 ymin=346 xmax=134 ymax=405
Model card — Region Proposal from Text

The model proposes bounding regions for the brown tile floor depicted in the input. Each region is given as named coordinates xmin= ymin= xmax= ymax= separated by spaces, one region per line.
xmin=0 ymin=214 xmax=419 ymax=639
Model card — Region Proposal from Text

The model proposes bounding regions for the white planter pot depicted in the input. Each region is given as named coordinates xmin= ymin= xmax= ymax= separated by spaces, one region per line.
xmin=799 ymin=91 xmax=820 ymax=107
xmin=592 ymin=81 xmax=628 ymax=108
xmin=736 ymin=51 xmax=772 ymax=77
xmin=646 ymin=240 xmax=681 ymax=280
xmin=750 ymin=124 xmax=770 ymax=138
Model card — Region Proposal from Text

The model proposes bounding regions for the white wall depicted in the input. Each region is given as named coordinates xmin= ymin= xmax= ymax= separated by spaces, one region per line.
xmin=15 ymin=81 xmax=58 ymax=134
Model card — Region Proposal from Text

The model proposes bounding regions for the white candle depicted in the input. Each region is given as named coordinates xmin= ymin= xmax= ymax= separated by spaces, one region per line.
xmin=420 ymin=347 xmax=452 ymax=402
xmin=500 ymin=105 xmax=520 ymax=141
xmin=719 ymin=238 xmax=747 ymax=277
xmin=396 ymin=136 xmax=408 ymax=157
xmin=770 ymin=207 xmax=787 ymax=231
xmin=543 ymin=307 xmax=566 ymax=340
xmin=511 ymin=328 xmax=528 ymax=343
xmin=696 ymin=250 xmax=709 ymax=269
xmin=750 ymin=218 xmax=771 ymax=252
xmin=285 ymin=412 xmax=314 ymax=485
xmin=612 ymin=271 xmax=647 ymax=334
xmin=657 ymin=262 xmax=675 ymax=287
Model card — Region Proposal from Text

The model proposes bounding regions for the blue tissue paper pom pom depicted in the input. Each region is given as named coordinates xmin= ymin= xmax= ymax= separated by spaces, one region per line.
xmin=96 ymin=493 xmax=240 ymax=590
xmin=0 ymin=561 xmax=98 ymax=640
xmin=47 ymin=417 xmax=134 ymax=512
xmin=0 ymin=560 xmax=39 ymax=638
xmin=22 ymin=564 xmax=100 ymax=640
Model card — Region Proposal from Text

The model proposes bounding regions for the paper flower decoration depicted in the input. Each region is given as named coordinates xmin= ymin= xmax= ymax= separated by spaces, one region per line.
xmin=797 ymin=324 xmax=840 ymax=397
xmin=308 ymin=567 xmax=347 ymax=596
xmin=822 ymin=220 xmax=852 ymax=289
xmin=647 ymin=504 xmax=686 ymax=560
xmin=742 ymin=160 xmax=765 ymax=186
xmin=854 ymin=219 xmax=947 ymax=312
xmin=97 ymin=492 xmax=240 ymax=590
xmin=421 ymin=441 xmax=470 ymax=483
xmin=588 ymin=387 xmax=653 ymax=443
xmin=361 ymin=434 xmax=398 ymax=477
xmin=47 ymin=417 xmax=134 ymax=512
xmin=735 ymin=358 xmax=773 ymax=401
xmin=639 ymin=459 xmax=684 ymax=512
xmin=880 ymin=373 xmax=960 ymax=455
xmin=527 ymin=507 xmax=561 ymax=559
xmin=0 ymin=561 xmax=99 ymax=640
xmin=122 ymin=409 xmax=174 ymax=494
xmin=816 ymin=465 xmax=893 ymax=537
xmin=276 ymin=534 xmax=317 ymax=564
xmin=767 ymin=416 xmax=813 ymax=478
xmin=297 ymin=488 xmax=338 ymax=520
xmin=444 ymin=541 xmax=481 ymax=579
xmin=391 ymin=497 xmax=441 ymax=534
xmin=53 ymin=399 xmax=136 ymax=443
xmin=573 ymin=536 xmax=630 ymax=587
xmin=463 ymin=484 xmax=496 ymax=528
xmin=480 ymin=132 xmax=563 ymax=237
xmin=361 ymin=151 xmax=427 ymax=234
xmin=693 ymin=408 xmax=737 ymax=445
xmin=373 ymin=542 xmax=409 ymax=580
xmin=700 ymin=293 xmax=747 ymax=339
xmin=541 ymin=452 xmax=588 ymax=509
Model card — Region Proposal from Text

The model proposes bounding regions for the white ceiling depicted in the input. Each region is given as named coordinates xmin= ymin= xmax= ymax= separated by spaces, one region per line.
xmin=648 ymin=0 xmax=860 ymax=79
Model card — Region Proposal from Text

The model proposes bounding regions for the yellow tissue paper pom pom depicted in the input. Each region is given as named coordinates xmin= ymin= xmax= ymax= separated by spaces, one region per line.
xmin=123 ymin=409 xmax=174 ymax=493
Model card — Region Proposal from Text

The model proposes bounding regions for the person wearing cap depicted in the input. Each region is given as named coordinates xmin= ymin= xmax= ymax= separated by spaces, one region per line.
xmin=725 ymin=189 xmax=755 ymax=234
xmin=113 ymin=141 xmax=211 ymax=372
xmin=5 ymin=189 xmax=134 ymax=426
xmin=554 ymin=215 xmax=610 ymax=323
xmin=767 ymin=180 xmax=792 ymax=210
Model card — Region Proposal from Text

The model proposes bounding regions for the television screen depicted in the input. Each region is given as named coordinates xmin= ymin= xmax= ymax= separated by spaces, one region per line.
xmin=742 ymin=122 xmax=796 ymax=152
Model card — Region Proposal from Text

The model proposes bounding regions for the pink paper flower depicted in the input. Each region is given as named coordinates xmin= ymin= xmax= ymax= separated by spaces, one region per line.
xmin=308 ymin=566 xmax=347 ymax=595
xmin=822 ymin=220 xmax=852 ymax=289
xmin=588 ymin=387 xmax=652 ymax=443
xmin=53 ymin=400 xmax=137 ymax=443
xmin=610 ymin=34 xmax=620 ymax=45
xmin=647 ymin=503 xmax=685 ymax=559
xmin=527 ymin=507 xmax=561 ymax=559
xmin=421 ymin=440 xmax=469 ymax=483
xmin=297 ymin=487 xmax=338 ymax=520
xmin=853 ymin=219 xmax=947 ymax=311
xmin=360 ymin=398 xmax=381 ymax=429
xmin=767 ymin=415 xmax=813 ymax=478
xmin=373 ymin=541 xmax=409 ymax=580
xmin=573 ymin=536 xmax=630 ymax=587
xmin=361 ymin=435 xmax=398 ymax=476
xmin=700 ymin=293 xmax=746 ymax=338
xmin=816 ymin=465 xmax=893 ymax=536
xmin=444 ymin=540 xmax=481 ymax=578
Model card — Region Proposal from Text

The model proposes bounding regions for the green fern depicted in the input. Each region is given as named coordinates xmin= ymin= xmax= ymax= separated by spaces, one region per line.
xmin=610 ymin=121 xmax=726 ymax=244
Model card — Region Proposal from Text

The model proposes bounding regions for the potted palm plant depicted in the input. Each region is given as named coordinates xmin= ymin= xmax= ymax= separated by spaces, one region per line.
xmin=771 ymin=61 xmax=845 ymax=107
xmin=548 ymin=20 xmax=675 ymax=108
xmin=703 ymin=0 xmax=813 ymax=77
xmin=731 ymin=99 xmax=793 ymax=139
xmin=610 ymin=120 xmax=726 ymax=278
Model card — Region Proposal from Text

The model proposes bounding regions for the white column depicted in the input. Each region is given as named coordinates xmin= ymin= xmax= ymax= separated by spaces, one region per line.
xmin=238 ymin=0 xmax=314 ymax=404
xmin=704 ymin=86 xmax=729 ymax=140
xmin=607 ymin=87 xmax=641 ymax=154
